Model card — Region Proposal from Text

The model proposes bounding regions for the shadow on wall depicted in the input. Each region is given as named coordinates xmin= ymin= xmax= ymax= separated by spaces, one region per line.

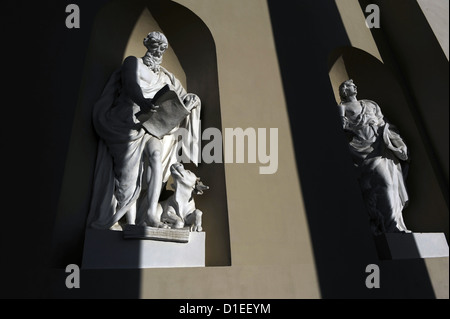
xmin=267 ymin=0 xmax=437 ymax=298
xmin=50 ymin=0 xmax=230 ymax=297
xmin=358 ymin=0 xmax=449 ymax=204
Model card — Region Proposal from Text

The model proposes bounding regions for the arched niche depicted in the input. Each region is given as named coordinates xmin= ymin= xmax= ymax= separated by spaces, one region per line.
xmin=52 ymin=0 xmax=231 ymax=267
xmin=328 ymin=46 xmax=449 ymax=239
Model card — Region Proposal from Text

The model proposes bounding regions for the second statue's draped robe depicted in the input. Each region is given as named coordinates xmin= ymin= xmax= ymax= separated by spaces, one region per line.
xmin=342 ymin=99 xmax=409 ymax=234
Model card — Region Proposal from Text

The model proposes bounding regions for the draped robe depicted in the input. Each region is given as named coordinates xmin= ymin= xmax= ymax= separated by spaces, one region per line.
xmin=87 ymin=62 xmax=201 ymax=230
xmin=341 ymin=99 xmax=409 ymax=234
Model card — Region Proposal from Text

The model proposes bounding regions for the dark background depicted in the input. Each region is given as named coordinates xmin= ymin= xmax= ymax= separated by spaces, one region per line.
xmin=1 ymin=0 xmax=109 ymax=298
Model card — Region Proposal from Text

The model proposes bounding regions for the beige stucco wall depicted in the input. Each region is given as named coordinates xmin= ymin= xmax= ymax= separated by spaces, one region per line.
xmin=417 ymin=1 xmax=449 ymax=299
xmin=98 ymin=0 xmax=448 ymax=299
xmin=49 ymin=0 xmax=448 ymax=299
xmin=137 ymin=0 xmax=320 ymax=299
xmin=335 ymin=0 xmax=382 ymax=61
xmin=417 ymin=0 xmax=449 ymax=60
xmin=332 ymin=0 xmax=449 ymax=299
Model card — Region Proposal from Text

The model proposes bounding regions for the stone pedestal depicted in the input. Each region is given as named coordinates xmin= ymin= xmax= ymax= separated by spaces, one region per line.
xmin=82 ymin=229 xmax=205 ymax=269
xmin=122 ymin=225 xmax=191 ymax=243
xmin=374 ymin=232 xmax=449 ymax=260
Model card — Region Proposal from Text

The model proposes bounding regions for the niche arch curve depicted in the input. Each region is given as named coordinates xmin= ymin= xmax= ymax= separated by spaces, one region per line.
xmin=53 ymin=0 xmax=231 ymax=267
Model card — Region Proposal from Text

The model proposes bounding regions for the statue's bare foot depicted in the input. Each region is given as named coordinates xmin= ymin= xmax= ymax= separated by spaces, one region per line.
xmin=151 ymin=221 xmax=171 ymax=229
xmin=160 ymin=223 xmax=171 ymax=229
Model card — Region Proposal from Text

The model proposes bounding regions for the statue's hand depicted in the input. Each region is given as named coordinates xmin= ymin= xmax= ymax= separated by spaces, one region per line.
xmin=145 ymin=98 xmax=159 ymax=113
xmin=183 ymin=94 xmax=199 ymax=111
xmin=396 ymin=147 xmax=408 ymax=161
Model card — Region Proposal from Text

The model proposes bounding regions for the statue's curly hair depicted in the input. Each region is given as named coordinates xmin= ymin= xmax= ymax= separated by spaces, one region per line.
xmin=143 ymin=31 xmax=168 ymax=48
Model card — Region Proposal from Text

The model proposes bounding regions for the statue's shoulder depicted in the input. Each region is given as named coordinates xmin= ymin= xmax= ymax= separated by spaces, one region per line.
xmin=159 ymin=66 xmax=179 ymax=84
xmin=338 ymin=101 xmax=355 ymax=111
xmin=123 ymin=55 xmax=138 ymax=62
xmin=361 ymin=99 xmax=379 ymax=107
xmin=122 ymin=56 xmax=139 ymax=68
xmin=361 ymin=99 xmax=384 ymax=119
xmin=159 ymin=66 xmax=173 ymax=77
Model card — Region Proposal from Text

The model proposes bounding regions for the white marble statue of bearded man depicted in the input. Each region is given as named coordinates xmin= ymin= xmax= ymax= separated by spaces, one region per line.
xmin=88 ymin=31 xmax=201 ymax=230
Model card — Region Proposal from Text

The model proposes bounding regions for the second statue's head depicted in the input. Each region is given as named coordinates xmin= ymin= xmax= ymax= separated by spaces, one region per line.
xmin=339 ymin=79 xmax=358 ymax=102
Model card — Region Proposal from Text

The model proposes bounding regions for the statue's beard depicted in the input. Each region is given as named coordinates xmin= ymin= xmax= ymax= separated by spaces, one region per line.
xmin=143 ymin=52 xmax=163 ymax=72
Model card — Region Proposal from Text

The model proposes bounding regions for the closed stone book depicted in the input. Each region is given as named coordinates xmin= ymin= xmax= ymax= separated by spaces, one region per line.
xmin=138 ymin=84 xmax=190 ymax=139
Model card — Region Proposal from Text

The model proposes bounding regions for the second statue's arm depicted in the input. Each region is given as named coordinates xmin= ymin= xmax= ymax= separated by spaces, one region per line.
xmin=391 ymin=136 xmax=408 ymax=161
xmin=337 ymin=103 xmax=349 ymax=129
xmin=384 ymin=123 xmax=409 ymax=161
